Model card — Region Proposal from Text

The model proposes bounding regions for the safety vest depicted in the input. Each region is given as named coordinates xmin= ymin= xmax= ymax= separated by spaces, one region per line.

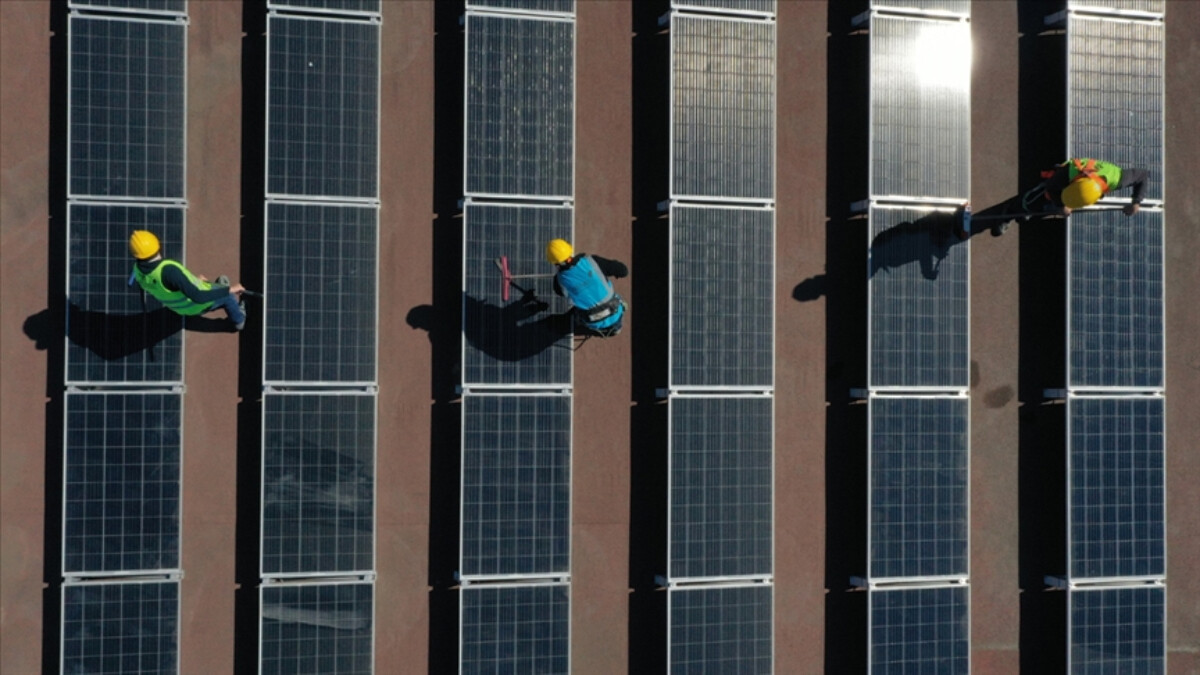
xmin=133 ymin=259 xmax=215 ymax=316
xmin=1064 ymin=158 xmax=1121 ymax=192
xmin=557 ymin=255 xmax=624 ymax=330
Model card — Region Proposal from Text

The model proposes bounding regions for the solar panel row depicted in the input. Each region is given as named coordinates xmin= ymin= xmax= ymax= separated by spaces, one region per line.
xmin=859 ymin=4 xmax=972 ymax=671
xmin=259 ymin=5 xmax=381 ymax=672
xmin=62 ymin=8 xmax=189 ymax=673
xmin=664 ymin=4 xmax=776 ymax=673
xmin=1060 ymin=6 xmax=1166 ymax=670
xmin=459 ymin=4 xmax=576 ymax=672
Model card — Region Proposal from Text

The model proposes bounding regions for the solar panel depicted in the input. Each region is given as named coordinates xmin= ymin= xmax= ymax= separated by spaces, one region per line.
xmin=1068 ymin=397 xmax=1164 ymax=579
xmin=260 ymin=582 xmax=374 ymax=675
xmin=669 ymin=396 xmax=772 ymax=579
xmin=68 ymin=0 xmax=187 ymax=13
xmin=267 ymin=15 xmax=379 ymax=200
xmin=64 ymin=392 xmax=181 ymax=575
xmin=668 ymin=584 xmax=773 ymax=673
xmin=870 ymin=585 xmax=969 ymax=674
xmin=1067 ymin=16 xmax=1163 ymax=202
xmin=1068 ymin=0 xmax=1165 ymax=14
xmin=1070 ymin=585 xmax=1165 ymax=672
xmin=462 ymin=203 xmax=574 ymax=387
xmin=460 ymin=584 xmax=570 ymax=673
xmin=869 ymin=396 xmax=968 ymax=579
xmin=263 ymin=203 xmax=378 ymax=385
xmin=868 ymin=206 xmax=968 ymax=389
xmin=467 ymin=0 xmax=575 ymax=13
xmin=870 ymin=0 xmax=970 ymax=14
xmin=869 ymin=14 xmax=970 ymax=201
xmin=461 ymin=394 xmax=571 ymax=577
xmin=267 ymin=0 xmax=381 ymax=14
xmin=1067 ymin=210 xmax=1163 ymax=389
xmin=671 ymin=14 xmax=774 ymax=202
xmin=62 ymin=580 xmax=179 ymax=675
xmin=261 ymin=392 xmax=375 ymax=576
xmin=66 ymin=203 xmax=185 ymax=385
xmin=464 ymin=12 xmax=574 ymax=199
xmin=669 ymin=205 xmax=773 ymax=389
xmin=674 ymin=0 xmax=775 ymax=15
xmin=69 ymin=15 xmax=186 ymax=200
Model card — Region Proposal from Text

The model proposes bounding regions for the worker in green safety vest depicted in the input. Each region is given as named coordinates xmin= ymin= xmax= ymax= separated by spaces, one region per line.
xmin=129 ymin=230 xmax=247 ymax=331
xmin=988 ymin=158 xmax=1149 ymax=236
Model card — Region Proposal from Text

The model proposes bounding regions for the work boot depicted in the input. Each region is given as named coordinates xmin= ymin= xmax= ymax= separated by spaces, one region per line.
xmin=235 ymin=300 xmax=247 ymax=331
xmin=215 ymin=275 xmax=230 ymax=287
xmin=991 ymin=220 xmax=1011 ymax=237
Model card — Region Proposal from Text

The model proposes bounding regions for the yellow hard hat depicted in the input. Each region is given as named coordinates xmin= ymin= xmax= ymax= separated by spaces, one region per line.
xmin=1062 ymin=176 xmax=1103 ymax=209
xmin=545 ymin=238 xmax=573 ymax=265
xmin=129 ymin=230 xmax=161 ymax=260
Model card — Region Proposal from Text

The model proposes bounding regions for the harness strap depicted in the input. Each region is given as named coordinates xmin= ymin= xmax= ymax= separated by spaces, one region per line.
xmin=1071 ymin=157 xmax=1109 ymax=192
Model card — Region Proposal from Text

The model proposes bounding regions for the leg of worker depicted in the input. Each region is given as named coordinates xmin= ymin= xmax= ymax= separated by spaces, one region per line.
xmin=207 ymin=293 xmax=246 ymax=329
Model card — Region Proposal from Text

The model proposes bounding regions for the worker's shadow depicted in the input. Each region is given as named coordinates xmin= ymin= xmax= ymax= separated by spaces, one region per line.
xmin=408 ymin=291 xmax=571 ymax=362
xmin=24 ymin=303 xmax=235 ymax=359
xmin=867 ymin=212 xmax=963 ymax=280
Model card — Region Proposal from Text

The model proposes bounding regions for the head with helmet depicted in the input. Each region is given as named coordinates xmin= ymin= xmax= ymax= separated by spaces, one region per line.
xmin=1062 ymin=175 xmax=1104 ymax=209
xmin=129 ymin=230 xmax=161 ymax=260
xmin=545 ymin=238 xmax=574 ymax=266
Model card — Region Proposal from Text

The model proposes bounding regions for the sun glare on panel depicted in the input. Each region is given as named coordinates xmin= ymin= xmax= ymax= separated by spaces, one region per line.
xmin=911 ymin=23 xmax=971 ymax=90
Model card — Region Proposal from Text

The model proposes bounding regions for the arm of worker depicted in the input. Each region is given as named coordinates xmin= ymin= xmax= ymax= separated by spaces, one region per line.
xmin=160 ymin=265 xmax=242 ymax=304
xmin=1116 ymin=167 xmax=1148 ymax=215
xmin=591 ymin=255 xmax=628 ymax=279
xmin=1043 ymin=165 xmax=1072 ymax=211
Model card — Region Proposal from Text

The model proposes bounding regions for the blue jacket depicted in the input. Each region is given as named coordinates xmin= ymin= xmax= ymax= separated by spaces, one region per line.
xmin=554 ymin=254 xmax=626 ymax=330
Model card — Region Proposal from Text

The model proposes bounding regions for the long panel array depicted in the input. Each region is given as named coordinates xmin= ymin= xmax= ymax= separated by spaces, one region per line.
xmin=459 ymin=2 xmax=576 ymax=672
xmin=1046 ymin=7 xmax=1167 ymax=670
xmin=852 ymin=2 xmax=972 ymax=672
xmin=62 ymin=2 xmax=188 ymax=672
xmin=661 ymin=4 xmax=776 ymax=673
xmin=260 ymin=3 xmax=381 ymax=672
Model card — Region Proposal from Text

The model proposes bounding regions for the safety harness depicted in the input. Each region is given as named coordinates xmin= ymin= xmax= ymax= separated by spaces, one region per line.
xmin=1042 ymin=158 xmax=1110 ymax=201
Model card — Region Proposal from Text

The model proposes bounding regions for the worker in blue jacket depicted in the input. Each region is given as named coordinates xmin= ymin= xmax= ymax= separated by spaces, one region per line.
xmin=545 ymin=238 xmax=627 ymax=337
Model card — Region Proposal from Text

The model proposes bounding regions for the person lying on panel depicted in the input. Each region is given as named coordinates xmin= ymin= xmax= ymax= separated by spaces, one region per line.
xmin=128 ymin=230 xmax=247 ymax=331
xmin=545 ymin=238 xmax=628 ymax=338
xmin=992 ymin=157 xmax=1148 ymax=236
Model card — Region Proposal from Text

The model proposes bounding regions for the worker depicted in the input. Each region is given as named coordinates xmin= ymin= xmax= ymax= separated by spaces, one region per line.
xmin=128 ymin=230 xmax=247 ymax=331
xmin=545 ymin=238 xmax=628 ymax=337
xmin=993 ymin=157 xmax=1148 ymax=236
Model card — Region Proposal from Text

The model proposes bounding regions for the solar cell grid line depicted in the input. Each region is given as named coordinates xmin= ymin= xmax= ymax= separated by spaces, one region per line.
xmin=1066 ymin=14 xmax=1164 ymax=203
xmin=68 ymin=0 xmax=187 ymax=16
xmin=266 ymin=13 xmax=380 ymax=201
xmin=669 ymin=204 xmax=773 ymax=389
xmin=867 ymin=205 xmax=969 ymax=390
xmin=868 ymin=395 xmax=969 ymax=580
xmin=1067 ymin=396 xmax=1164 ymax=580
xmin=261 ymin=391 xmax=375 ymax=577
xmin=460 ymin=582 xmax=570 ymax=674
xmin=68 ymin=14 xmax=186 ymax=201
xmin=869 ymin=584 xmax=970 ymax=674
xmin=260 ymin=580 xmax=374 ymax=675
xmin=464 ymin=11 xmax=574 ymax=200
xmin=670 ymin=13 xmax=775 ymax=203
xmin=266 ymin=0 xmax=381 ymax=17
xmin=466 ymin=0 xmax=575 ymax=15
xmin=66 ymin=203 xmax=186 ymax=385
xmin=263 ymin=202 xmax=378 ymax=386
xmin=1067 ymin=209 xmax=1163 ymax=389
xmin=668 ymin=395 xmax=772 ymax=580
xmin=62 ymin=579 xmax=180 ymax=675
xmin=460 ymin=393 xmax=571 ymax=579
xmin=1069 ymin=584 xmax=1165 ymax=673
xmin=667 ymin=583 xmax=773 ymax=673
xmin=63 ymin=391 xmax=182 ymax=576
xmin=672 ymin=0 xmax=776 ymax=19
xmin=462 ymin=202 xmax=574 ymax=388
xmin=867 ymin=13 xmax=970 ymax=203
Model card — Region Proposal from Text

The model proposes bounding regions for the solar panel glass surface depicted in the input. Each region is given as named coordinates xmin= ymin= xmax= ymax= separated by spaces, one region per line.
xmin=260 ymin=583 xmax=374 ymax=675
xmin=671 ymin=15 xmax=774 ymax=201
xmin=460 ymin=584 xmax=569 ymax=673
xmin=869 ymin=15 xmax=970 ymax=200
xmin=669 ymin=397 xmax=772 ymax=579
xmin=669 ymin=585 xmax=773 ymax=673
xmin=1068 ymin=210 xmax=1163 ymax=389
xmin=462 ymin=203 xmax=574 ymax=387
xmin=1069 ymin=397 xmax=1164 ymax=579
xmin=68 ymin=0 xmax=187 ymax=12
xmin=1070 ymin=586 xmax=1165 ymax=673
xmin=869 ymin=396 xmax=968 ymax=579
xmin=1068 ymin=16 xmax=1163 ymax=202
xmin=1067 ymin=0 xmax=1166 ymax=16
xmin=869 ymin=0 xmax=970 ymax=13
xmin=69 ymin=16 xmax=185 ymax=200
xmin=465 ymin=13 xmax=574 ymax=198
xmin=461 ymin=395 xmax=571 ymax=577
xmin=62 ymin=581 xmax=179 ymax=675
xmin=267 ymin=0 xmax=381 ymax=13
xmin=868 ymin=206 xmax=968 ymax=389
xmin=64 ymin=392 xmax=181 ymax=574
xmin=264 ymin=203 xmax=377 ymax=385
xmin=870 ymin=586 xmax=969 ymax=674
xmin=674 ymin=0 xmax=775 ymax=14
xmin=670 ymin=206 xmax=773 ymax=388
xmin=467 ymin=0 xmax=575 ymax=12
xmin=67 ymin=203 xmax=185 ymax=385
xmin=267 ymin=15 xmax=379 ymax=199
xmin=261 ymin=393 xmax=375 ymax=576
